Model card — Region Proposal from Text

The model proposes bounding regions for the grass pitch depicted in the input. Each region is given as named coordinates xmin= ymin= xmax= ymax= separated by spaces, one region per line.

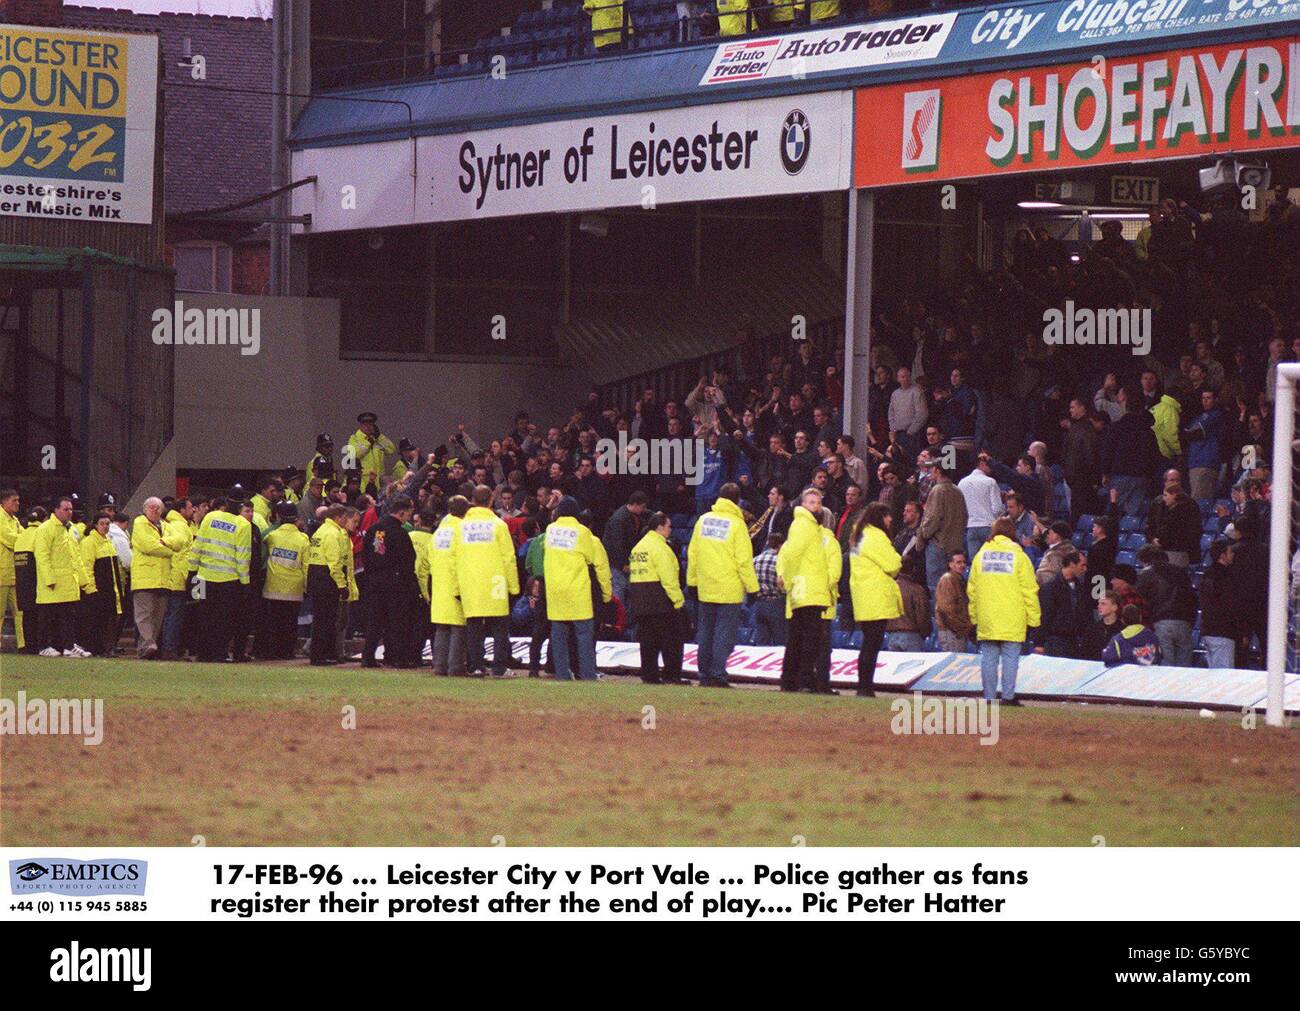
xmin=2 ymin=655 xmax=1296 ymax=847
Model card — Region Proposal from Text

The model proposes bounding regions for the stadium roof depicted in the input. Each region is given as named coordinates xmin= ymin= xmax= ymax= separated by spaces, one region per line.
xmin=290 ymin=0 xmax=1299 ymax=150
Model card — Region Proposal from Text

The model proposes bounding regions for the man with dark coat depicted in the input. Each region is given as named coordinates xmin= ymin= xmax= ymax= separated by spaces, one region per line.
xmin=361 ymin=494 xmax=417 ymax=668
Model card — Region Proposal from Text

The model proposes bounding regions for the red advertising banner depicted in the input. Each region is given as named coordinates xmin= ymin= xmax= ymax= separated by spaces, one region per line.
xmin=853 ymin=35 xmax=1300 ymax=188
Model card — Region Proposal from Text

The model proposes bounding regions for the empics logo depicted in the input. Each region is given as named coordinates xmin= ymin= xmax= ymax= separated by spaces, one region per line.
xmin=780 ymin=110 xmax=810 ymax=174
xmin=901 ymin=89 xmax=941 ymax=172
xmin=9 ymin=858 xmax=147 ymax=896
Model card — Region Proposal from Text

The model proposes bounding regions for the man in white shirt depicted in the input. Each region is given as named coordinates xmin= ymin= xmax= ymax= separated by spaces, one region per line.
xmin=957 ymin=453 xmax=1004 ymax=562
xmin=887 ymin=366 xmax=928 ymax=462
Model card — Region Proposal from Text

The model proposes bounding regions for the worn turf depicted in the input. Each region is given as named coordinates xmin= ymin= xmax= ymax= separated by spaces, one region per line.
xmin=1 ymin=656 xmax=1296 ymax=846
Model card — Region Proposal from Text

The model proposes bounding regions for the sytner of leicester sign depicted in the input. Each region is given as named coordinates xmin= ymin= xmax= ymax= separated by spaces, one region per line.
xmin=853 ymin=35 xmax=1300 ymax=187
xmin=0 ymin=24 xmax=158 ymax=224
xmin=292 ymin=91 xmax=851 ymax=231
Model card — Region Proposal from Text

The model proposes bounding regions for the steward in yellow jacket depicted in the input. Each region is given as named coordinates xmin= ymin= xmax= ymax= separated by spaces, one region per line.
xmin=628 ymin=514 xmax=687 ymax=684
xmin=849 ymin=510 xmax=904 ymax=623
xmin=0 ymin=491 xmax=24 ymax=650
xmin=79 ymin=516 xmax=123 ymax=655
xmin=35 ymin=511 xmax=88 ymax=606
xmin=776 ymin=492 xmax=842 ymax=693
xmin=428 ymin=512 xmax=464 ymax=627
xmin=585 ymin=0 xmax=632 ymax=48
xmin=968 ymin=526 xmax=1041 ymax=643
xmin=257 ymin=504 xmax=310 ymax=660
xmin=1151 ymin=393 xmax=1181 ymax=459
xmin=543 ymin=512 xmax=610 ymax=623
xmin=686 ymin=491 xmax=758 ymax=604
xmin=453 ymin=501 xmax=519 ymax=619
xmin=409 ymin=514 xmax=433 ymax=605
xmin=13 ymin=511 xmax=41 ymax=650
xmin=716 ymin=0 xmax=754 ymax=36
xmin=770 ymin=0 xmax=839 ymax=23
xmin=163 ymin=506 xmax=195 ymax=593
xmin=306 ymin=508 xmax=351 ymax=665
xmin=131 ymin=511 xmax=177 ymax=592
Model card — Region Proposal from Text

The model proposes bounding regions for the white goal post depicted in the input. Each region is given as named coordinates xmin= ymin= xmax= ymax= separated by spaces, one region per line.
xmin=1265 ymin=364 xmax=1300 ymax=728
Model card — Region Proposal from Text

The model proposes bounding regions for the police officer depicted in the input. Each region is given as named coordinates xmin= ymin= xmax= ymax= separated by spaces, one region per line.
xmin=12 ymin=504 xmax=43 ymax=654
xmin=189 ymin=495 xmax=253 ymax=663
xmin=362 ymin=494 xmax=417 ymax=668
xmin=347 ymin=412 xmax=396 ymax=497
xmin=257 ymin=502 xmax=310 ymax=660
xmin=628 ymin=511 xmax=686 ymax=684
xmin=282 ymin=466 xmax=305 ymax=504
xmin=231 ymin=498 xmax=265 ymax=662
xmin=454 ymin=485 xmax=519 ymax=677
xmin=306 ymin=434 xmax=337 ymax=485
xmin=686 ymin=482 xmax=758 ymax=687
xmin=408 ymin=508 xmax=436 ymax=665
xmin=306 ymin=503 xmax=351 ymax=666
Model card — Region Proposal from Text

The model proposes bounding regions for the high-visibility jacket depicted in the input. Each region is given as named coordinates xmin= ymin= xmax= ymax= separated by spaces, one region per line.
xmin=771 ymin=0 xmax=838 ymax=21
xmin=130 ymin=515 xmax=176 ymax=591
xmin=543 ymin=517 xmax=610 ymax=622
xmin=283 ymin=487 xmax=300 ymax=504
xmin=850 ymin=523 xmax=903 ymax=622
xmin=162 ymin=510 xmax=194 ymax=592
xmin=346 ymin=429 xmax=396 ymax=489
xmin=344 ymin=532 xmax=359 ymax=602
xmin=453 ymin=506 xmax=519 ymax=618
xmin=967 ymin=534 xmax=1041 ymax=642
xmin=191 ymin=509 xmax=253 ymax=584
xmin=249 ymin=510 xmax=269 ymax=535
xmin=1151 ymin=393 xmax=1181 ymax=459
xmin=585 ymin=0 xmax=632 ymax=47
xmin=251 ymin=494 xmax=274 ymax=523
xmin=263 ymin=524 xmax=311 ymax=601
xmin=306 ymin=517 xmax=350 ymax=593
xmin=80 ymin=528 xmax=123 ymax=614
xmin=716 ymin=0 xmax=753 ymax=36
xmin=628 ymin=529 xmax=684 ymax=616
xmin=305 ymin=452 xmax=335 ymax=485
xmin=410 ymin=528 xmax=432 ymax=602
xmin=777 ymin=506 xmax=840 ymax=618
xmin=428 ymin=515 xmax=464 ymax=626
xmin=34 ymin=517 xmax=88 ymax=604
xmin=13 ymin=522 xmax=38 ymax=609
xmin=686 ymin=497 xmax=758 ymax=604
xmin=0 ymin=508 xmax=21 ymax=586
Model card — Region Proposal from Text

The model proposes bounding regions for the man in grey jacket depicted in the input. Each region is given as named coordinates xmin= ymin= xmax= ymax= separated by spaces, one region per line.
xmin=917 ymin=465 xmax=968 ymax=605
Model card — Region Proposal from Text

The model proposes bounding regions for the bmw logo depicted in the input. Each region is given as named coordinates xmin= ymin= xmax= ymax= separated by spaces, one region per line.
xmin=781 ymin=110 xmax=810 ymax=175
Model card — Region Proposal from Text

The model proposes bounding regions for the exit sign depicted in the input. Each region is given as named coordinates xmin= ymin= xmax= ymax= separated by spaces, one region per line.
xmin=1111 ymin=175 xmax=1159 ymax=205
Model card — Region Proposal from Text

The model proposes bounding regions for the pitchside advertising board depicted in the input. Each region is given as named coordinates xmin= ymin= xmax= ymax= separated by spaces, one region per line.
xmin=0 ymin=25 xmax=158 ymax=224
xmin=853 ymin=35 xmax=1300 ymax=188
xmin=291 ymin=91 xmax=851 ymax=231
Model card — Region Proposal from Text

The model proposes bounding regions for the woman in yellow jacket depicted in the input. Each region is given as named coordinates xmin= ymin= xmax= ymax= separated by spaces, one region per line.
xmin=967 ymin=516 xmax=1041 ymax=704
xmin=34 ymin=498 xmax=91 ymax=656
xmin=79 ymin=512 xmax=124 ymax=656
xmin=628 ymin=512 xmax=686 ymax=684
xmin=776 ymin=488 xmax=841 ymax=694
xmin=849 ymin=502 xmax=902 ymax=697
xmin=429 ymin=497 xmax=468 ymax=676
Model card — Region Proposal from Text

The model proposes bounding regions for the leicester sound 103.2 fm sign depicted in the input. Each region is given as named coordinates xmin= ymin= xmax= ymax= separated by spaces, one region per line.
xmin=0 ymin=25 xmax=158 ymax=224
xmin=853 ymin=35 xmax=1299 ymax=188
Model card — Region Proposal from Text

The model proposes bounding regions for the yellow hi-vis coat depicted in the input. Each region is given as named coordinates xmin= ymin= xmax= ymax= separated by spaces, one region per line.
xmin=346 ymin=428 xmax=396 ymax=489
xmin=771 ymin=0 xmax=838 ymax=21
xmin=776 ymin=506 xmax=841 ymax=618
xmin=410 ymin=528 xmax=432 ymax=602
xmin=687 ymin=497 xmax=758 ymax=604
xmin=967 ymin=534 xmax=1041 ymax=643
xmin=130 ymin=514 xmax=176 ymax=590
xmin=543 ymin=516 xmax=612 ymax=622
xmin=263 ymin=524 xmax=310 ymax=601
xmin=34 ymin=517 xmax=88 ymax=604
xmin=850 ymin=523 xmax=903 ymax=622
xmin=163 ymin=510 xmax=194 ymax=592
xmin=191 ymin=509 xmax=253 ymax=584
xmin=453 ymin=506 xmax=518 ymax=618
xmin=716 ymin=0 xmax=753 ymax=36
xmin=0 ymin=508 xmax=20 ymax=586
xmin=307 ymin=517 xmax=350 ymax=591
xmin=428 ymin=515 xmax=464 ymax=626
xmin=628 ymin=529 xmax=684 ymax=610
xmin=1151 ymin=393 xmax=1181 ymax=459
xmin=585 ymin=0 xmax=632 ymax=47
xmin=80 ymin=528 xmax=123 ymax=614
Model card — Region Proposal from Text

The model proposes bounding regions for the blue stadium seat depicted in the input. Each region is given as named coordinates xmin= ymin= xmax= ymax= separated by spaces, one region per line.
xmin=1196 ymin=498 xmax=1214 ymax=516
xmin=1116 ymin=550 xmax=1137 ymax=567
xmin=1199 ymin=533 xmax=1214 ymax=555
xmin=1075 ymin=514 xmax=1095 ymax=532
xmin=831 ymin=631 xmax=855 ymax=650
xmin=1071 ymin=532 xmax=1088 ymax=549
xmin=1119 ymin=516 xmax=1142 ymax=533
xmin=1202 ymin=515 xmax=1220 ymax=533
xmin=1120 ymin=532 xmax=1146 ymax=551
